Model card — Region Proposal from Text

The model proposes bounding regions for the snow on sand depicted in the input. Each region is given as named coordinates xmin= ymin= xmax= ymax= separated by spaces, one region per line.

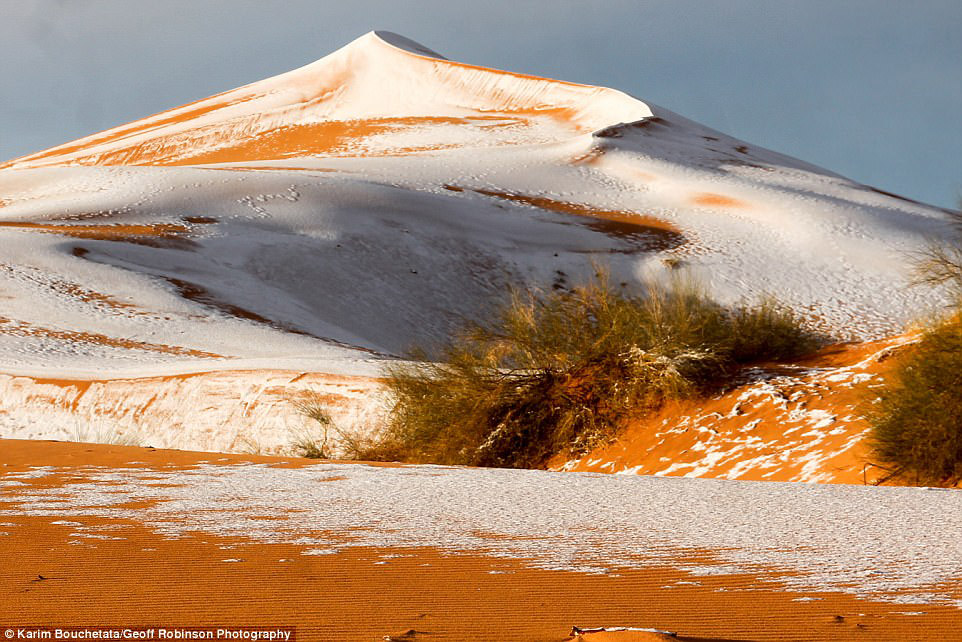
xmin=4 ymin=459 xmax=962 ymax=608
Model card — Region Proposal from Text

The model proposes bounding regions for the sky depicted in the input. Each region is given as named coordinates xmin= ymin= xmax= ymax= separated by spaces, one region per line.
xmin=1 ymin=0 xmax=960 ymax=208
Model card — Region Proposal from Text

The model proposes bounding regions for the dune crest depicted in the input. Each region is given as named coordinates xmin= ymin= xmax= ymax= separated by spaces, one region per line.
xmin=2 ymin=31 xmax=652 ymax=168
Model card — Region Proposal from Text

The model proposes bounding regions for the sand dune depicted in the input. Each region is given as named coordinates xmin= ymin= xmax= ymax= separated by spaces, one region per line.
xmin=0 ymin=30 xmax=955 ymax=473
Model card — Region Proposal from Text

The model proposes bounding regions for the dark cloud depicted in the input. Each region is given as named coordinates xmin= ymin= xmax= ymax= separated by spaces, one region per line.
xmin=1 ymin=0 xmax=959 ymax=207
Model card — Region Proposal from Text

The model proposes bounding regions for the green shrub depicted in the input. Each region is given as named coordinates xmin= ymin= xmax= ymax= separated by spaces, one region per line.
xmin=369 ymin=272 xmax=819 ymax=469
xmin=868 ymin=316 xmax=962 ymax=486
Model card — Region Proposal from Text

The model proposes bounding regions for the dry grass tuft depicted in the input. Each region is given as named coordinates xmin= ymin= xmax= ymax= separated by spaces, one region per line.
xmin=912 ymin=210 xmax=962 ymax=302
xmin=291 ymin=391 xmax=381 ymax=460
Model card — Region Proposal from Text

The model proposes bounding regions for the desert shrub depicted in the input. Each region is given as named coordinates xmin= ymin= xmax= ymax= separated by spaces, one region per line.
xmin=291 ymin=392 xmax=337 ymax=459
xmin=728 ymin=296 xmax=819 ymax=362
xmin=868 ymin=314 xmax=962 ymax=485
xmin=370 ymin=272 xmax=818 ymax=469
xmin=913 ymin=210 xmax=962 ymax=302
xmin=291 ymin=391 xmax=383 ymax=460
xmin=867 ymin=206 xmax=962 ymax=486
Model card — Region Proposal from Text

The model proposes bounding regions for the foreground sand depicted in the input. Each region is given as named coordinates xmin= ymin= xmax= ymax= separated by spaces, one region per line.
xmin=2 ymin=439 xmax=959 ymax=641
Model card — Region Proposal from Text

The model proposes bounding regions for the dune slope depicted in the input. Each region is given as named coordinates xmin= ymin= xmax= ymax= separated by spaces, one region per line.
xmin=0 ymin=31 xmax=955 ymax=462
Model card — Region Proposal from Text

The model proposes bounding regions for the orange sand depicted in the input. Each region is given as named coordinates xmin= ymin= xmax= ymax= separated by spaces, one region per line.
xmin=690 ymin=193 xmax=747 ymax=208
xmin=3 ymin=105 xmax=582 ymax=168
xmin=0 ymin=222 xmax=191 ymax=240
xmin=5 ymin=91 xmax=260 ymax=167
xmin=456 ymin=187 xmax=683 ymax=251
xmin=1 ymin=439 xmax=958 ymax=641
xmin=557 ymin=337 xmax=910 ymax=484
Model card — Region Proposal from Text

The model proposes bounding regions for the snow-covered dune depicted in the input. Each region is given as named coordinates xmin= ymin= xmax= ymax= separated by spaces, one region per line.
xmin=0 ymin=31 xmax=954 ymax=454
xmin=0 ymin=31 xmax=650 ymax=168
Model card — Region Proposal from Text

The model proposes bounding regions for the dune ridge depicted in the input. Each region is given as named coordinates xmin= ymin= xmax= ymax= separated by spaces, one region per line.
xmin=1 ymin=31 xmax=652 ymax=169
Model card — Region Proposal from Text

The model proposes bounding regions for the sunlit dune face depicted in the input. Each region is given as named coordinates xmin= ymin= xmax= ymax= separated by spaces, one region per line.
xmin=0 ymin=31 xmax=638 ymax=171
xmin=627 ymin=169 xmax=656 ymax=182
xmin=0 ymin=315 xmax=220 ymax=358
xmin=290 ymin=389 xmax=348 ymax=409
xmin=14 ymin=93 xmax=261 ymax=167
xmin=8 ymin=111 xmax=585 ymax=168
xmin=691 ymin=192 xmax=747 ymax=208
xmin=164 ymin=111 xmax=574 ymax=162
xmin=208 ymin=166 xmax=342 ymax=172
xmin=495 ymin=105 xmax=581 ymax=126
xmin=164 ymin=119 xmax=434 ymax=165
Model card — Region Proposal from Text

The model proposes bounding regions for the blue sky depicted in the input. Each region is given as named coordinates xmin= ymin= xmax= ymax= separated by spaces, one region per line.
xmin=2 ymin=0 xmax=959 ymax=208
